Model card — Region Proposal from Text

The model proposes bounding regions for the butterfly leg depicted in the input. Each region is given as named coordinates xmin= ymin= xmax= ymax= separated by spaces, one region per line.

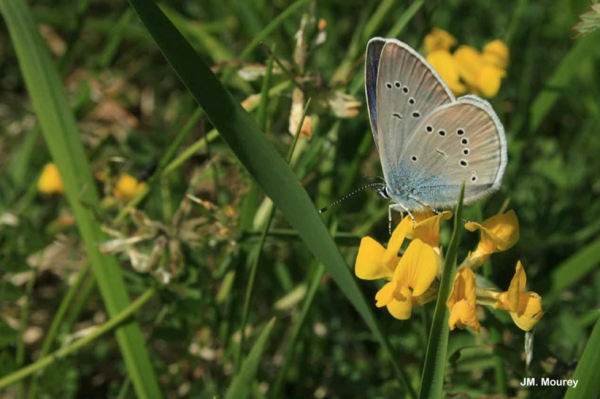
xmin=389 ymin=203 xmax=415 ymax=234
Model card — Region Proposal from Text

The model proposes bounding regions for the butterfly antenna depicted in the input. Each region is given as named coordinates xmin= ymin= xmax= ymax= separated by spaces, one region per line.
xmin=318 ymin=182 xmax=384 ymax=214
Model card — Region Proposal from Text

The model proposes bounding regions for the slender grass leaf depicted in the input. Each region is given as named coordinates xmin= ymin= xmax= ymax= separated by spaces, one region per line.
xmin=544 ymin=235 xmax=600 ymax=305
xmin=529 ymin=34 xmax=598 ymax=133
xmin=0 ymin=1 xmax=161 ymax=397
xmin=224 ymin=319 xmax=275 ymax=399
xmin=419 ymin=185 xmax=465 ymax=399
xmin=564 ymin=317 xmax=600 ymax=399
xmin=126 ymin=1 xmax=416 ymax=396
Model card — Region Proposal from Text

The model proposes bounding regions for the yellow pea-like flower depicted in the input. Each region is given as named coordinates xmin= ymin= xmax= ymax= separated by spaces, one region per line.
xmin=497 ymin=261 xmax=544 ymax=331
xmin=424 ymin=28 xmax=457 ymax=54
xmin=427 ymin=50 xmax=467 ymax=96
xmin=113 ymin=173 xmax=148 ymax=201
xmin=483 ymin=39 xmax=510 ymax=69
xmin=38 ymin=163 xmax=65 ymax=195
xmin=447 ymin=268 xmax=481 ymax=333
xmin=465 ymin=210 xmax=520 ymax=266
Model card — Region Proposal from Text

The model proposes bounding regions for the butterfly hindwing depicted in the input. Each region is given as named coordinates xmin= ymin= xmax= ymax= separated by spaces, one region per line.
xmin=390 ymin=97 xmax=507 ymax=207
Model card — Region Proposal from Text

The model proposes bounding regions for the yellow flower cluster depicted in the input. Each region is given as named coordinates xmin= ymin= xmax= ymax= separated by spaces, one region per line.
xmin=423 ymin=28 xmax=509 ymax=98
xmin=355 ymin=210 xmax=544 ymax=332
xmin=38 ymin=163 xmax=147 ymax=201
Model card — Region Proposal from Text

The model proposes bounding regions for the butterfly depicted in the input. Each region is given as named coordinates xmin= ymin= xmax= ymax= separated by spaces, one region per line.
xmin=365 ymin=38 xmax=507 ymax=228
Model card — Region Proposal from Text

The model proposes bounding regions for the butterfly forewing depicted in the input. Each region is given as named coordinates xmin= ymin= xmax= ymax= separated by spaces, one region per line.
xmin=375 ymin=40 xmax=455 ymax=180
xmin=395 ymin=97 xmax=507 ymax=207
xmin=365 ymin=38 xmax=386 ymax=147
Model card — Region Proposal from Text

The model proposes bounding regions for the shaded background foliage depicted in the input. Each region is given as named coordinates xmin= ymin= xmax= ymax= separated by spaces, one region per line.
xmin=1 ymin=0 xmax=599 ymax=398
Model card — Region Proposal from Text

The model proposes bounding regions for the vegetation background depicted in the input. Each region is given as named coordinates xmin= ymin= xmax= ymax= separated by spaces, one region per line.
xmin=1 ymin=0 xmax=600 ymax=398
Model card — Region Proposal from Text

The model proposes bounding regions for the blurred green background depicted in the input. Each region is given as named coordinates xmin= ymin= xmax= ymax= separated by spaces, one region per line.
xmin=1 ymin=0 xmax=600 ymax=397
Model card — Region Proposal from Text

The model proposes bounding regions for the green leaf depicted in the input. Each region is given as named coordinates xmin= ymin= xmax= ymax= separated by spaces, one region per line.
xmin=224 ymin=319 xmax=275 ymax=399
xmin=564 ymin=317 xmax=600 ymax=399
xmin=0 ymin=1 xmax=161 ymax=397
xmin=529 ymin=34 xmax=598 ymax=133
xmin=419 ymin=185 xmax=465 ymax=399
xmin=544 ymin=235 xmax=600 ymax=305
xmin=125 ymin=0 xmax=416 ymax=396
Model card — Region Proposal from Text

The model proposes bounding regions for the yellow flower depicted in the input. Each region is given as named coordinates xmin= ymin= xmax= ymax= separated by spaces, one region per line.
xmin=465 ymin=210 xmax=519 ymax=266
xmin=38 ymin=163 xmax=65 ymax=195
xmin=496 ymin=261 xmax=544 ymax=331
xmin=375 ymin=239 xmax=438 ymax=320
xmin=453 ymin=45 xmax=507 ymax=98
xmin=113 ymin=173 xmax=148 ymax=201
xmin=447 ymin=268 xmax=481 ymax=332
xmin=482 ymin=40 xmax=509 ymax=69
xmin=426 ymin=50 xmax=466 ymax=96
xmin=424 ymin=28 xmax=457 ymax=54
xmin=453 ymin=45 xmax=482 ymax=88
xmin=476 ymin=65 xmax=506 ymax=98
xmin=407 ymin=210 xmax=453 ymax=248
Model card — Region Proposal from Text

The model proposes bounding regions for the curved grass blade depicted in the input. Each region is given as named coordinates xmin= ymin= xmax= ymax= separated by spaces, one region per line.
xmin=544 ymin=235 xmax=600 ymax=306
xmin=224 ymin=319 xmax=275 ymax=399
xmin=126 ymin=1 xmax=416 ymax=396
xmin=418 ymin=185 xmax=465 ymax=399
xmin=564 ymin=316 xmax=600 ymax=399
xmin=0 ymin=1 xmax=161 ymax=397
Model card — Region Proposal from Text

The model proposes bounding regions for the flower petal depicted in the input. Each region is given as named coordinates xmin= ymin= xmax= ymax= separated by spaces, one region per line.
xmin=453 ymin=45 xmax=483 ymax=87
xmin=355 ymin=237 xmax=395 ymax=280
xmin=393 ymin=239 xmax=437 ymax=297
xmin=465 ymin=210 xmax=519 ymax=256
xmin=447 ymin=267 xmax=477 ymax=311
xmin=409 ymin=210 xmax=453 ymax=247
xmin=386 ymin=287 xmax=413 ymax=320
xmin=382 ymin=217 xmax=412 ymax=268
xmin=509 ymin=292 xmax=544 ymax=331
xmin=506 ymin=261 xmax=527 ymax=313
xmin=449 ymin=299 xmax=481 ymax=332
xmin=483 ymin=39 xmax=509 ymax=69
xmin=38 ymin=163 xmax=65 ymax=194
xmin=477 ymin=65 xmax=506 ymax=98
xmin=426 ymin=51 xmax=466 ymax=96
xmin=375 ymin=281 xmax=399 ymax=307
xmin=424 ymin=28 xmax=457 ymax=54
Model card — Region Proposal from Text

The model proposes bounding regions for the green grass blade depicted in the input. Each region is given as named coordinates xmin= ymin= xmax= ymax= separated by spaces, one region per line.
xmin=419 ymin=185 xmax=465 ymax=399
xmin=564 ymin=317 xmax=600 ymax=399
xmin=544 ymin=235 xmax=600 ymax=305
xmin=0 ymin=1 xmax=161 ymax=397
xmin=224 ymin=319 xmax=275 ymax=399
xmin=528 ymin=34 xmax=598 ymax=133
xmin=0 ymin=289 xmax=156 ymax=391
xmin=126 ymin=1 xmax=416 ymax=396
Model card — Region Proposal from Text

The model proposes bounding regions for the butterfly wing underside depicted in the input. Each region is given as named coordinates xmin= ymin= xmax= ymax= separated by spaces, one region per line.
xmin=373 ymin=39 xmax=455 ymax=181
xmin=392 ymin=97 xmax=507 ymax=207
xmin=365 ymin=38 xmax=386 ymax=147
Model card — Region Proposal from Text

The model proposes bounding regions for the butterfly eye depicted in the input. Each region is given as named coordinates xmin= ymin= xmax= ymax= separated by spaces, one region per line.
xmin=463 ymin=148 xmax=470 ymax=155
xmin=385 ymin=82 xmax=393 ymax=89
xmin=394 ymin=81 xmax=401 ymax=88
xmin=459 ymin=160 xmax=468 ymax=167
xmin=438 ymin=129 xmax=446 ymax=137
xmin=426 ymin=125 xmax=433 ymax=133
xmin=461 ymin=138 xmax=469 ymax=145
xmin=457 ymin=128 xmax=465 ymax=136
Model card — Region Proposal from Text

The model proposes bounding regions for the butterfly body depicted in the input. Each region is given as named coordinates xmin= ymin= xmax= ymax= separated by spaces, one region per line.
xmin=365 ymin=38 xmax=507 ymax=219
